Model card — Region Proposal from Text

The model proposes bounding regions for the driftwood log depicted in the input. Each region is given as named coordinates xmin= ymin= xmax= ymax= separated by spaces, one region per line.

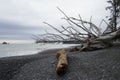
xmin=79 ymin=30 xmax=120 ymax=51
xmin=56 ymin=49 xmax=68 ymax=74
xmin=96 ymin=30 xmax=120 ymax=41
xmin=69 ymin=46 xmax=79 ymax=52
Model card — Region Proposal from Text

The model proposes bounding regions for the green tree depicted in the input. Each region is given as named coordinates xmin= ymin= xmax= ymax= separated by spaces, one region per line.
xmin=106 ymin=0 xmax=120 ymax=32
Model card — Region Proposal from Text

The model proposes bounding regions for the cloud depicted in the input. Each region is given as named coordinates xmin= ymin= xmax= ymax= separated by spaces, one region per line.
xmin=0 ymin=0 xmax=109 ymax=26
xmin=0 ymin=0 xmax=109 ymax=43
xmin=0 ymin=21 xmax=49 ymax=40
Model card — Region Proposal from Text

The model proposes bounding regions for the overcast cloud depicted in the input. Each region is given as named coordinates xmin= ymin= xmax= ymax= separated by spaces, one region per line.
xmin=0 ymin=0 xmax=109 ymax=43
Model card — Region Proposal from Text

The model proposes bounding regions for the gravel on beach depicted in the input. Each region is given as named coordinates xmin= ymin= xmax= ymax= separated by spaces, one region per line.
xmin=0 ymin=45 xmax=120 ymax=80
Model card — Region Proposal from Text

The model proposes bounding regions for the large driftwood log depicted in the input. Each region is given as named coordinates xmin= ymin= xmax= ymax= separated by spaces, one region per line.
xmin=96 ymin=30 xmax=120 ymax=42
xmin=80 ymin=30 xmax=120 ymax=51
xmin=56 ymin=49 xmax=68 ymax=74
xmin=80 ymin=41 xmax=112 ymax=51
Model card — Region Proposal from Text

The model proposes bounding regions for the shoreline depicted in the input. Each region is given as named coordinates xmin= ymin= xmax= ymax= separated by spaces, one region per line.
xmin=0 ymin=46 xmax=120 ymax=80
xmin=0 ymin=43 xmax=77 ymax=58
xmin=0 ymin=48 xmax=62 ymax=80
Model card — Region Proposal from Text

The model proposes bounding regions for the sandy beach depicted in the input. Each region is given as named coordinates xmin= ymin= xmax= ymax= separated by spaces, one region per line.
xmin=0 ymin=45 xmax=120 ymax=80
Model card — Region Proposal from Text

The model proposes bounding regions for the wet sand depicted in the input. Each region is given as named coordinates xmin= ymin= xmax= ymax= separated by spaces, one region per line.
xmin=0 ymin=45 xmax=120 ymax=80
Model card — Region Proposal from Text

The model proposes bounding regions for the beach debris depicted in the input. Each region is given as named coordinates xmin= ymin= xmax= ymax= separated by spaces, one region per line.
xmin=80 ymin=41 xmax=112 ymax=51
xmin=41 ymin=8 xmax=120 ymax=52
xmin=69 ymin=46 xmax=80 ymax=52
xmin=56 ymin=49 xmax=68 ymax=75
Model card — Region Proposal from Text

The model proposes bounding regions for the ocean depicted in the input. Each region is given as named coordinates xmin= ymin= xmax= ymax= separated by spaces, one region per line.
xmin=0 ymin=43 xmax=78 ymax=58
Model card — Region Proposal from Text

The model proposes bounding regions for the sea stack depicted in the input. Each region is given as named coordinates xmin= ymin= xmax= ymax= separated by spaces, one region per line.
xmin=2 ymin=42 xmax=8 ymax=44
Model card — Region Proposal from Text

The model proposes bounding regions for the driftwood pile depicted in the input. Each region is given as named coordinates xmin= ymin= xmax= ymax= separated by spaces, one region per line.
xmin=56 ymin=49 xmax=68 ymax=74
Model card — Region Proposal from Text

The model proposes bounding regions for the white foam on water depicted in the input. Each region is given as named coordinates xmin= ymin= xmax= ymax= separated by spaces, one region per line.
xmin=0 ymin=43 xmax=79 ymax=58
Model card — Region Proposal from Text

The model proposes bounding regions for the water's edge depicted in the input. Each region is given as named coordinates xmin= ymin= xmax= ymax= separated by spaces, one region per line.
xmin=0 ymin=43 xmax=79 ymax=58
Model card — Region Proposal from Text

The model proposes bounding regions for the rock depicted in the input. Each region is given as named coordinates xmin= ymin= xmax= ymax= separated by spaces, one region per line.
xmin=2 ymin=42 xmax=8 ymax=44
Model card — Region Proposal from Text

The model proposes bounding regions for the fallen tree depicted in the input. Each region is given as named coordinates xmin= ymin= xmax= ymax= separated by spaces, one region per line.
xmin=42 ymin=8 xmax=120 ymax=51
xmin=32 ymin=7 xmax=120 ymax=51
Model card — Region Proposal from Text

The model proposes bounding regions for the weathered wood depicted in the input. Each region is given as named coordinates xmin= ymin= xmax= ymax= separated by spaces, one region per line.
xmin=56 ymin=49 xmax=68 ymax=74
xmin=96 ymin=30 xmax=120 ymax=42
xmin=69 ymin=46 xmax=79 ymax=52
xmin=80 ymin=41 xmax=112 ymax=51
xmin=39 ymin=8 xmax=120 ymax=52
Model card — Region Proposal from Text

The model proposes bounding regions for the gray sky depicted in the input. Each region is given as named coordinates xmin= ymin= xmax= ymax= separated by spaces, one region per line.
xmin=0 ymin=0 xmax=109 ymax=43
